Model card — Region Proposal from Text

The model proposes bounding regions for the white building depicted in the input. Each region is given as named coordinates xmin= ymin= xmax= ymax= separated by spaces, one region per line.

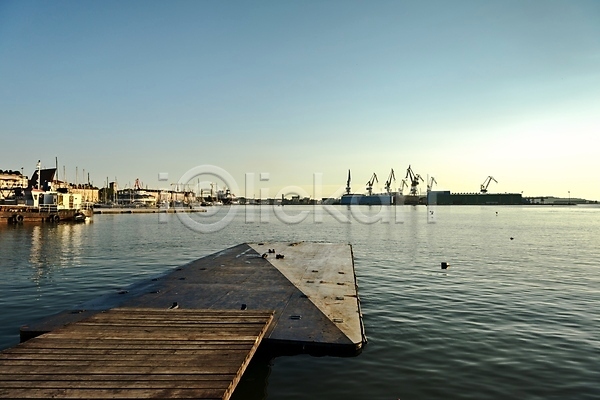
xmin=0 ymin=170 xmax=28 ymax=201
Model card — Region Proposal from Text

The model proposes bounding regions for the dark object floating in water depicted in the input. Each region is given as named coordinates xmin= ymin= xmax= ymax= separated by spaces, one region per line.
xmin=441 ymin=262 xmax=449 ymax=269
xmin=510 ymin=237 xmax=514 ymax=240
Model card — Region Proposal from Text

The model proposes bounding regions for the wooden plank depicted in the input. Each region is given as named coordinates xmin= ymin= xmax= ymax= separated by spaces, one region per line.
xmin=0 ymin=349 xmax=250 ymax=360
xmin=0 ymin=380 xmax=233 ymax=389
xmin=13 ymin=341 xmax=255 ymax=351
xmin=0 ymin=308 xmax=273 ymax=399
xmin=0 ymin=388 xmax=224 ymax=399
xmin=0 ymin=374 xmax=236 ymax=382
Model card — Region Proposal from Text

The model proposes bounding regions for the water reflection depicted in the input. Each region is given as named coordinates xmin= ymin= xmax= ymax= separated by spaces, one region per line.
xmin=18 ymin=222 xmax=90 ymax=283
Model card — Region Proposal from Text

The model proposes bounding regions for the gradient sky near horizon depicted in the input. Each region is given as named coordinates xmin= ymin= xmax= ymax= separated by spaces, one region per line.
xmin=1 ymin=0 xmax=599 ymax=200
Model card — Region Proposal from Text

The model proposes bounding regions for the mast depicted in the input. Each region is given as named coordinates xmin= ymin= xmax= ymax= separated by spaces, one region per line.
xmin=345 ymin=170 xmax=351 ymax=195
xmin=37 ymin=160 xmax=41 ymax=190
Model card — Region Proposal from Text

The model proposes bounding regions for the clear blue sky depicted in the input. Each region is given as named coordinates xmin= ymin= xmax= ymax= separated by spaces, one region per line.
xmin=1 ymin=0 xmax=599 ymax=199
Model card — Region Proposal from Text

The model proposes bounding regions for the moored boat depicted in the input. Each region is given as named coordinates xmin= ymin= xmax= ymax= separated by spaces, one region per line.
xmin=0 ymin=192 xmax=93 ymax=224
xmin=0 ymin=161 xmax=93 ymax=224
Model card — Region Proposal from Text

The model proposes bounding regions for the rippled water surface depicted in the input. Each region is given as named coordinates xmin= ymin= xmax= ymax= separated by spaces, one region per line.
xmin=1 ymin=205 xmax=599 ymax=399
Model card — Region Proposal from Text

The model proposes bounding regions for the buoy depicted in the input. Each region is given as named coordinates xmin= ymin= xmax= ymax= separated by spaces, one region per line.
xmin=441 ymin=262 xmax=449 ymax=269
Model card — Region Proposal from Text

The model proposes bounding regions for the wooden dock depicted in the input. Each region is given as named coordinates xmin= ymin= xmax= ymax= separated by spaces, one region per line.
xmin=10 ymin=242 xmax=366 ymax=398
xmin=0 ymin=308 xmax=273 ymax=399
xmin=21 ymin=242 xmax=366 ymax=355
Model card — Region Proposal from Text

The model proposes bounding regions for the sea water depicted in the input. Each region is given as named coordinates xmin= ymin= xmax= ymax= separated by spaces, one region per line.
xmin=1 ymin=205 xmax=599 ymax=399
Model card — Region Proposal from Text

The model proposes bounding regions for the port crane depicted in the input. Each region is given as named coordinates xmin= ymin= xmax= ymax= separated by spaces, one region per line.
xmin=384 ymin=169 xmax=396 ymax=194
xmin=427 ymin=176 xmax=437 ymax=192
xmin=405 ymin=165 xmax=423 ymax=196
xmin=399 ymin=179 xmax=409 ymax=195
xmin=345 ymin=170 xmax=351 ymax=195
xmin=365 ymin=173 xmax=378 ymax=196
xmin=480 ymin=176 xmax=497 ymax=193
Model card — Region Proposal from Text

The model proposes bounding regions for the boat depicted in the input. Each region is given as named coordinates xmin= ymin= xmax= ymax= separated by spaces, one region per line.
xmin=1 ymin=189 xmax=93 ymax=224
xmin=0 ymin=162 xmax=93 ymax=224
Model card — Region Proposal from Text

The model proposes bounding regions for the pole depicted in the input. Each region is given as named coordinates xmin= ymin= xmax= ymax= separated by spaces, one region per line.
xmin=37 ymin=160 xmax=41 ymax=190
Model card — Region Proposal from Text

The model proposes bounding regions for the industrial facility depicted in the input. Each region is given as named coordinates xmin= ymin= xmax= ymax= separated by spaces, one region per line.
xmin=340 ymin=167 xmax=525 ymax=206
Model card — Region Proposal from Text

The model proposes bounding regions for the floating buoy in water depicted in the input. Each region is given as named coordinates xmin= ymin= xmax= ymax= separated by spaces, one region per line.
xmin=441 ymin=262 xmax=449 ymax=269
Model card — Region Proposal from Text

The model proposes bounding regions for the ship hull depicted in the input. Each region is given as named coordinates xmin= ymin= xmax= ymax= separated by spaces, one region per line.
xmin=0 ymin=206 xmax=93 ymax=223
xmin=340 ymin=194 xmax=393 ymax=206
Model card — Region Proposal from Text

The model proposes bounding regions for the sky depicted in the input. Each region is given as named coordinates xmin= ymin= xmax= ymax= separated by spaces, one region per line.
xmin=1 ymin=0 xmax=599 ymax=200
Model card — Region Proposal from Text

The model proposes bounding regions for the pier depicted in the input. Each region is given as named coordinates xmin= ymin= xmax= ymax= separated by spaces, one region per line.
xmin=2 ymin=242 xmax=365 ymax=399
xmin=93 ymin=207 xmax=207 ymax=214
xmin=0 ymin=308 xmax=272 ymax=399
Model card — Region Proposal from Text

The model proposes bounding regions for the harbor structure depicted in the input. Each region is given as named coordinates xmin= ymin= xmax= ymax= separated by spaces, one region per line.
xmin=0 ymin=161 xmax=93 ymax=223
xmin=340 ymin=169 xmax=395 ymax=205
xmin=5 ymin=242 xmax=365 ymax=399
xmin=2 ymin=308 xmax=273 ymax=400
xmin=427 ymin=190 xmax=524 ymax=205
xmin=20 ymin=242 xmax=365 ymax=354
xmin=339 ymin=168 xmax=537 ymax=205
xmin=524 ymin=196 xmax=591 ymax=205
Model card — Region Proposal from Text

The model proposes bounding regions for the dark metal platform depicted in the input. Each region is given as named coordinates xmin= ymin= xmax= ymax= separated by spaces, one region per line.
xmin=21 ymin=242 xmax=366 ymax=355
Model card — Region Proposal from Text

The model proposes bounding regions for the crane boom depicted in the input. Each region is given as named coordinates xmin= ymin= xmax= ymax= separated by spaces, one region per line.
xmin=366 ymin=173 xmax=378 ymax=196
xmin=480 ymin=176 xmax=497 ymax=193
xmin=427 ymin=176 xmax=437 ymax=192
xmin=399 ymin=179 xmax=408 ymax=195
xmin=384 ymin=168 xmax=396 ymax=194
xmin=345 ymin=169 xmax=351 ymax=195
xmin=405 ymin=165 xmax=424 ymax=195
